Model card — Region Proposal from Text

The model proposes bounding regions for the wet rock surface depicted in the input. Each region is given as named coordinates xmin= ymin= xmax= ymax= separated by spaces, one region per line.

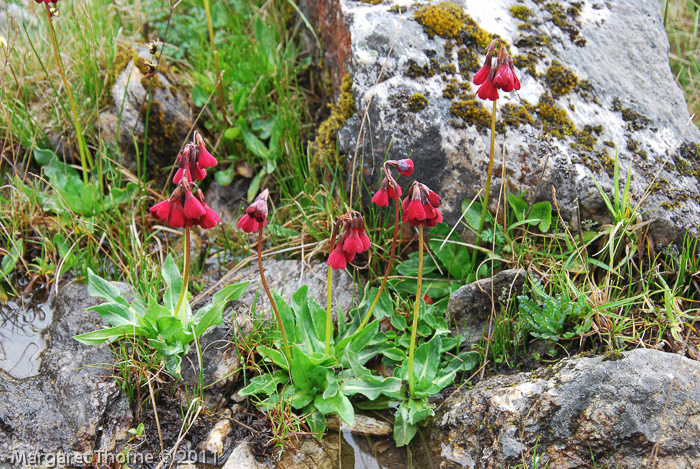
xmin=304 ymin=0 xmax=700 ymax=245
xmin=429 ymin=348 xmax=700 ymax=468
xmin=447 ymin=268 xmax=531 ymax=346
xmin=98 ymin=44 xmax=193 ymax=180
xmin=0 ymin=283 xmax=132 ymax=468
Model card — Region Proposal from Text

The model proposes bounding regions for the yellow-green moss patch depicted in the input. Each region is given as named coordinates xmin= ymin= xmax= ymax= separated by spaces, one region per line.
xmin=414 ymin=2 xmax=466 ymax=39
xmin=535 ymin=94 xmax=575 ymax=138
xmin=408 ymin=93 xmax=429 ymax=112
xmin=545 ymin=61 xmax=578 ymax=98
xmin=449 ymin=98 xmax=491 ymax=130
xmin=500 ymin=103 xmax=535 ymax=128
xmin=312 ymin=74 xmax=356 ymax=167
xmin=510 ymin=5 xmax=533 ymax=21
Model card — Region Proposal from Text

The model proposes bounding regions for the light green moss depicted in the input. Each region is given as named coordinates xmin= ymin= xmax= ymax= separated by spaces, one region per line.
xmin=312 ymin=74 xmax=356 ymax=167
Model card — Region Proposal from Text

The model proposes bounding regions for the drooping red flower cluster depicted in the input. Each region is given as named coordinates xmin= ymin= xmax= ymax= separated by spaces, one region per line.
xmin=150 ymin=133 xmax=221 ymax=229
xmin=237 ymin=189 xmax=270 ymax=233
xmin=173 ymin=131 xmax=218 ymax=184
xmin=402 ymin=182 xmax=443 ymax=227
xmin=35 ymin=0 xmax=58 ymax=3
xmin=473 ymin=39 xmax=521 ymax=101
xmin=327 ymin=213 xmax=371 ymax=270
xmin=372 ymin=158 xmax=414 ymax=207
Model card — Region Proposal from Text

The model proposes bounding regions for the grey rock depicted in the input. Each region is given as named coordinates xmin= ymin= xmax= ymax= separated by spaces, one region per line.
xmin=304 ymin=0 xmax=700 ymax=245
xmin=430 ymin=348 xmax=700 ymax=468
xmin=221 ymin=440 xmax=267 ymax=469
xmin=98 ymin=44 xmax=192 ymax=180
xmin=204 ymin=179 xmax=248 ymax=225
xmin=0 ymin=283 xmax=132 ymax=468
xmin=447 ymin=269 xmax=531 ymax=346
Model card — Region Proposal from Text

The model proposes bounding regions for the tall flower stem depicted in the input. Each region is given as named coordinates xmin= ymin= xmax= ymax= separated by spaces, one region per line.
xmin=407 ymin=225 xmax=424 ymax=398
xmin=203 ymin=0 xmax=226 ymax=113
xmin=45 ymin=4 xmax=92 ymax=185
xmin=358 ymin=195 xmax=400 ymax=332
xmin=471 ymin=99 xmax=498 ymax=270
xmin=325 ymin=266 xmax=333 ymax=355
xmin=174 ymin=227 xmax=190 ymax=318
xmin=257 ymin=224 xmax=291 ymax=362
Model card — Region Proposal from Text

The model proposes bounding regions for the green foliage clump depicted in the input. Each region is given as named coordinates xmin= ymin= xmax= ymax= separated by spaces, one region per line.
xmin=408 ymin=93 xmax=429 ymax=113
xmin=312 ymin=74 xmax=356 ymax=167
xmin=519 ymin=288 xmax=592 ymax=341
xmin=544 ymin=61 xmax=578 ymax=98
xmin=414 ymin=2 xmax=466 ymax=39
xmin=510 ymin=5 xmax=533 ymax=21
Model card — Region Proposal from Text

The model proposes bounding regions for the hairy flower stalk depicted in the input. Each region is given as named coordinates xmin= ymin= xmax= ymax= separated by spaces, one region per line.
xmin=238 ymin=189 xmax=291 ymax=362
xmin=43 ymin=3 xmax=92 ymax=184
xmin=401 ymin=181 xmax=442 ymax=398
xmin=471 ymin=39 xmax=521 ymax=269
xmin=359 ymin=159 xmax=412 ymax=332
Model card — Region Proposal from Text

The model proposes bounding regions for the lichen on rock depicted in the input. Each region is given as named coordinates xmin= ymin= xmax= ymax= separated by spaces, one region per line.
xmin=311 ymin=73 xmax=356 ymax=168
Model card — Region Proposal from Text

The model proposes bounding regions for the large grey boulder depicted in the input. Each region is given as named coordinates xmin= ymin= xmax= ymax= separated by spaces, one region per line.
xmin=99 ymin=44 xmax=193 ymax=180
xmin=303 ymin=0 xmax=700 ymax=245
xmin=0 ymin=284 xmax=132 ymax=468
xmin=430 ymin=348 xmax=700 ymax=468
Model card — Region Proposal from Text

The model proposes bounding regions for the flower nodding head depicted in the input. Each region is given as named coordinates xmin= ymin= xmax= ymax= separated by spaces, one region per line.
xmin=328 ymin=233 xmax=350 ymax=269
xmin=237 ymin=189 xmax=269 ymax=234
xmin=173 ymin=133 xmax=217 ymax=184
xmin=474 ymin=39 xmax=520 ymax=102
xmin=494 ymin=51 xmax=520 ymax=93
xmin=372 ymin=178 xmax=391 ymax=207
xmin=327 ymin=212 xmax=371 ymax=269
xmin=387 ymin=159 xmax=414 ymax=177
xmin=150 ymin=176 xmax=220 ymax=229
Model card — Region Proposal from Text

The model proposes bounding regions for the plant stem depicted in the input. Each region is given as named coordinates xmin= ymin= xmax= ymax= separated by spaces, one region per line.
xmin=471 ymin=99 xmax=498 ymax=272
xmin=257 ymin=224 xmax=291 ymax=362
xmin=45 ymin=4 xmax=92 ymax=184
xmin=407 ymin=225 xmax=424 ymax=398
xmin=325 ymin=266 xmax=333 ymax=355
xmin=358 ymin=196 xmax=400 ymax=332
xmin=174 ymin=227 xmax=190 ymax=318
xmin=203 ymin=0 xmax=226 ymax=113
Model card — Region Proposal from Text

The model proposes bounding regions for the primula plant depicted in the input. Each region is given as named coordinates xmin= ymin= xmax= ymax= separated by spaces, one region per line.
xmin=75 ymin=133 xmax=248 ymax=377
xmin=238 ymin=159 xmax=478 ymax=446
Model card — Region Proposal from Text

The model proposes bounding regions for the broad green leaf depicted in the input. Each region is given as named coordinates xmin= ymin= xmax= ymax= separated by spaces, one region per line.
xmin=239 ymin=370 xmax=289 ymax=396
xmin=290 ymin=346 xmax=327 ymax=395
xmin=155 ymin=316 xmax=185 ymax=343
xmin=149 ymin=337 xmax=185 ymax=357
xmin=88 ymin=302 xmax=136 ymax=327
xmin=73 ymin=324 xmax=137 ymax=345
xmin=314 ymin=392 xmax=355 ymax=426
xmin=192 ymin=84 xmax=209 ymax=107
xmin=405 ymin=397 xmax=434 ymax=425
xmin=239 ymin=117 xmax=268 ymax=159
xmin=529 ymin=201 xmax=552 ymax=232
xmin=323 ymin=374 xmax=340 ymax=399
xmin=161 ymin=254 xmax=181 ymax=310
xmin=291 ymin=386 xmax=314 ymax=409
xmin=1 ymin=242 xmax=23 ymax=275
xmin=305 ymin=409 xmax=326 ymax=438
xmin=215 ymin=166 xmax=235 ymax=186
xmin=258 ymin=345 xmax=289 ymax=369
xmin=429 ymin=223 xmax=472 ymax=279
xmin=87 ymin=268 xmax=129 ymax=306
xmin=247 ymin=169 xmax=266 ymax=202
xmin=382 ymin=348 xmax=406 ymax=361
xmin=212 ymin=282 xmax=249 ymax=304
xmin=272 ymin=290 xmax=296 ymax=344
xmin=342 ymin=376 xmax=403 ymax=401
xmin=507 ymin=193 xmax=529 ymax=221
xmin=193 ymin=303 xmax=224 ymax=337
xmin=393 ymin=402 xmax=417 ymax=447
xmin=33 ymin=147 xmax=56 ymax=166
xmin=224 ymin=127 xmax=241 ymax=140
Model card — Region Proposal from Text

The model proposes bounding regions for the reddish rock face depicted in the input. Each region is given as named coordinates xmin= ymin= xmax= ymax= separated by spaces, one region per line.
xmin=300 ymin=0 xmax=352 ymax=98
